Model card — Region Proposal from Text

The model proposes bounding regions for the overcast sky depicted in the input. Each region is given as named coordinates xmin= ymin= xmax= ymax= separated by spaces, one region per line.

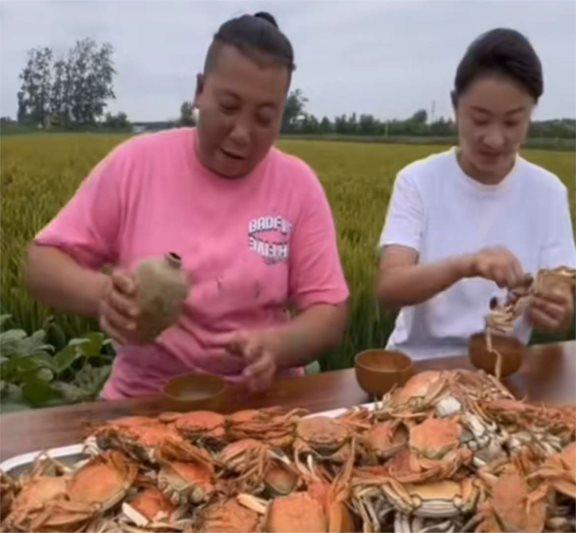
xmin=1 ymin=0 xmax=574 ymax=122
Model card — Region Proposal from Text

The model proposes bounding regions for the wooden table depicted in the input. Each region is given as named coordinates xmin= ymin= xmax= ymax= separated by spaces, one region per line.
xmin=1 ymin=341 xmax=574 ymax=463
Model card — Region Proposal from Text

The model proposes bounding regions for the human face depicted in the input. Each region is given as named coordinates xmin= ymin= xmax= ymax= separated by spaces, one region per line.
xmin=455 ymin=75 xmax=535 ymax=184
xmin=194 ymin=44 xmax=290 ymax=178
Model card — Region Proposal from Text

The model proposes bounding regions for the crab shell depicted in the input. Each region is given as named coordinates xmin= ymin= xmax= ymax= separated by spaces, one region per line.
xmin=3 ymin=476 xmax=69 ymax=531
xmin=67 ymin=450 xmax=138 ymax=511
xmin=409 ymin=418 xmax=462 ymax=460
xmin=295 ymin=417 xmax=350 ymax=455
xmin=156 ymin=441 xmax=215 ymax=505
xmin=389 ymin=371 xmax=448 ymax=413
xmin=361 ymin=421 xmax=408 ymax=461
xmin=163 ymin=410 xmax=227 ymax=446
xmin=476 ymin=466 xmax=548 ymax=532
xmin=122 ymin=486 xmax=180 ymax=526
xmin=196 ymin=496 xmax=262 ymax=533
xmin=265 ymin=491 xmax=327 ymax=532
xmin=90 ymin=417 xmax=184 ymax=462
xmin=528 ymin=441 xmax=576 ymax=499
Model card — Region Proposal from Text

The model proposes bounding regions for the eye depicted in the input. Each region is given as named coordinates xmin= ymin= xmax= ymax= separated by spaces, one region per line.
xmin=220 ymin=103 xmax=238 ymax=115
xmin=256 ymin=107 xmax=276 ymax=127
xmin=472 ymin=118 xmax=489 ymax=127
xmin=504 ymin=121 xmax=519 ymax=128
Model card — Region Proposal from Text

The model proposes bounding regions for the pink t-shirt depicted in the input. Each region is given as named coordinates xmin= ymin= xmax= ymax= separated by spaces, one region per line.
xmin=35 ymin=128 xmax=349 ymax=399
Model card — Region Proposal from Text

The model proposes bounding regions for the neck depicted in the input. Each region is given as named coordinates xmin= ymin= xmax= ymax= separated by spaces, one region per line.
xmin=456 ymin=149 xmax=515 ymax=186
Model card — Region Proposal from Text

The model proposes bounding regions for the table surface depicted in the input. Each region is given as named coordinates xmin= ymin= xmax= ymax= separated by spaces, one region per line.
xmin=1 ymin=340 xmax=574 ymax=462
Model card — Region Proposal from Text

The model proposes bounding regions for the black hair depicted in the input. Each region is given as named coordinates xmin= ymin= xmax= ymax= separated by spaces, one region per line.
xmin=452 ymin=28 xmax=543 ymax=105
xmin=204 ymin=12 xmax=295 ymax=74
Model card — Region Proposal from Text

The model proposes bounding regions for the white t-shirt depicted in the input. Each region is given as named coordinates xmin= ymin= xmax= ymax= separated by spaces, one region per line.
xmin=379 ymin=147 xmax=576 ymax=359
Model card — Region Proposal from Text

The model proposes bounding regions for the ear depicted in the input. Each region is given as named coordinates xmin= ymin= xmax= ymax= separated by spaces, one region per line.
xmin=193 ymin=73 xmax=205 ymax=107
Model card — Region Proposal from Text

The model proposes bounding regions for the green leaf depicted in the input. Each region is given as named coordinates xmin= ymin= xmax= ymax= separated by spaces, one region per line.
xmin=35 ymin=367 xmax=54 ymax=382
xmin=0 ymin=329 xmax=28 ymax=358
xmin=21 ymin=377 xmax=63 ymax=407
xmin=52 ymin=344 xmax=82 ymax=374
xmin=1 ymin=356 xmax=44 ymax=382
xmin=0 ymin=314 xmax=12 ymax=331
xmin=73 ymin=364 xmax=111 ymax=395
xmin=0 ymin=328 xmax=53 ymax=359
xmin=46 ymin=321 xmax=67 ymax=351
xmin=71 ymin=332 xmax=105 ymax=359
xmin=19 ymin=329 xmax=54 ymax=357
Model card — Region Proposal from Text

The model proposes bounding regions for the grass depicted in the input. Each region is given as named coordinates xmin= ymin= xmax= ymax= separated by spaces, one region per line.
xmin=1 ymin=133 xmax=574 ymax=371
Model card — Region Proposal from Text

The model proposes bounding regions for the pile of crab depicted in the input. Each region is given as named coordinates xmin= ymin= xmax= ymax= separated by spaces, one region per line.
xmin=1 ymin=369 xmax=575 ymax=532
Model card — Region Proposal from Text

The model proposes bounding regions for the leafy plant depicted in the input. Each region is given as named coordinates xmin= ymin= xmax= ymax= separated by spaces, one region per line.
xmin=0 ymin=315 xmax=113 ymax=412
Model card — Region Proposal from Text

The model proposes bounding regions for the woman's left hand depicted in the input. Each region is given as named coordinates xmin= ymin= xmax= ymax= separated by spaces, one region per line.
xmin=527 ymin=288 xmax=574 ymax=333
xmin=224 ymin=330 xmax=281 ymax=393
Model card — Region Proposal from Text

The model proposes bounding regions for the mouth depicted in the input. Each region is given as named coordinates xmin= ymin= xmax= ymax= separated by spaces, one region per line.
xmin=478 ymin=150 xmax=505 ymax=160
xmin=220 ymin=148 xmax=246 ymax=161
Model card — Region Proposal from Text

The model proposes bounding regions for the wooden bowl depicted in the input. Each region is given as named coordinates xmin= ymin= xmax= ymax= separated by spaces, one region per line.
xmin=469 ymin=332 xmax=524 ymax=378
xmin=354 ymin=349 xmax=413 ymax=396
xmin=163 ymin=373 xmax=226 ymax=410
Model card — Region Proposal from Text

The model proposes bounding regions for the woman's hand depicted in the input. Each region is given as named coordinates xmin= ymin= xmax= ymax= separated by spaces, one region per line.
xmin=224 ymin=329 xmax=281 ymax=393
xmin=464 ymin=246 xmax=525 ymax=288
xmin=528 ymin=288 xmax=574 ymax=333
xmin=98 ymin=272 xmax=143 ymax=345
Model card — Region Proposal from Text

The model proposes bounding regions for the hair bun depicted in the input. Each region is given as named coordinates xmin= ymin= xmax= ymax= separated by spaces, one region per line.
xmin=254 ymin=12 xmax=278 ymax=28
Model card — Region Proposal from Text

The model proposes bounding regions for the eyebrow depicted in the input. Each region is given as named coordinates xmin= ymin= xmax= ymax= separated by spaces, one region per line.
xmin=470 ymin=105 xmax=527 ymax=116
xmin=217 ymin=89 xmax=278 ymax=109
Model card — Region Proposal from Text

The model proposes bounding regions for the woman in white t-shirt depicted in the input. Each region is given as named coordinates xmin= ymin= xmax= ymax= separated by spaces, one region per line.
xmin=378 ymin=28 xmax=576 ymax=359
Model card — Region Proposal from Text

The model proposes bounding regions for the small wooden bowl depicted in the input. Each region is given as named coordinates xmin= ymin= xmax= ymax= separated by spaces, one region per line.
xmin=163 ymin=373 xmax=226 ymax=410
xmin=469 ymin=332 xmax=524 ymax=378
xmin=354 ymin=349 xmax=413 ymax=396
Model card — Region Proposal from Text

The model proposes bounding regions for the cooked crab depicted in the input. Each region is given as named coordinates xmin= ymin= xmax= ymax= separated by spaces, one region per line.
xmin=156 ymin=440 xmax=215 ymax=505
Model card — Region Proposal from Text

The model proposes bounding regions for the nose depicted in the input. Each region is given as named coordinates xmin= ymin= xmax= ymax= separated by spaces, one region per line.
xmin=482 ymin=125 xmax=506 ymax=151
xmin=228 ymin=117 xmax=251 ymax=148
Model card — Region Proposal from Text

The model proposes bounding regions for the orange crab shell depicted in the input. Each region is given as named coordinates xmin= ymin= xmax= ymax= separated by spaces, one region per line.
xmin=68 ymin=450 xmax=138 ymax=510
xmin=197 ymin=497 xmax=262 ymax=533
xmin=362 ymin=421 xmax=408 ymax=460
xmin=484 ymin=467 xmax=547 ymax=532
xmin=409 ymin=418 xmax=462 ymax=459
xmin=129 ymin=486 xmax=178 ymax=522
xmin=167 ymin=411 xmax=227 ymax=439
xmin=393 ymin=371 xmax=446 ymax=406
xmin=265 ymin=492 xmax=327 ymax=532
xmin=296 ymin=417 xmax=350 ymax=451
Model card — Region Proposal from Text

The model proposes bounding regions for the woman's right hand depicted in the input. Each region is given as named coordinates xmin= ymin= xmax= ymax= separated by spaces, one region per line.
xmin=98 ymin=272 xmax=142 ymax=345
xmin=464 ymin=246 xmax=525 ymax=288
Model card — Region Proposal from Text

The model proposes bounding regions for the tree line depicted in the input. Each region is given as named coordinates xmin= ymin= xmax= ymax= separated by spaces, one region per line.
xmin=11 ymin=39 xmax=128 ymax=130
xmin=4 ymin=41 xmax=575 ymax=140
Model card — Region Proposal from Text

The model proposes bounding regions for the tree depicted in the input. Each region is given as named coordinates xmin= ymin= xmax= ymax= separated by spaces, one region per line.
xmin=179 ymin=101 xmax=195 ymax=126
xmin=67 ymin=39 xmax=115 ymax=125
xmin=411 ymin=109 xmax=428 ymax=124
xmin=319 ymin=116 xmax=333 ymax=133
xmin=103 ymin=111 xmax=130 ymax=129
xmin=16 ymin=39 xmax=116 ymax=128
xmin=281 ymin=89 xmax=307 ymax=133
xmin=17 ymin=47 xmax=53 ymax=126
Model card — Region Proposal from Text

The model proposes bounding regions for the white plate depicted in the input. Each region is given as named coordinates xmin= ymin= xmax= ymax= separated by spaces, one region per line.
xmin=0 ymin=402 xmax=377 ymax=476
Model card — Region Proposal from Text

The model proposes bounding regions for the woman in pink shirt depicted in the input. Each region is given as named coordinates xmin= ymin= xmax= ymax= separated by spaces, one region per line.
xmin=25 ymin=12 xmax=349 ymax=399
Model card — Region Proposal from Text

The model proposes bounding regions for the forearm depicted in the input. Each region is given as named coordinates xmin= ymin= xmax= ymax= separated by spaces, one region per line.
xmin=378 ymin=255 xmax=470 ymax=309
xmin=25 ymin=244 xmax=109 ymax=318
xmin=270 ymin=303 xmax=348 ymax=369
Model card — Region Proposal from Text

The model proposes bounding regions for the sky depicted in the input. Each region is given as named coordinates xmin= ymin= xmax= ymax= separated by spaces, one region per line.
xmin=1 ymin=0 xmax=574 ymax=122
